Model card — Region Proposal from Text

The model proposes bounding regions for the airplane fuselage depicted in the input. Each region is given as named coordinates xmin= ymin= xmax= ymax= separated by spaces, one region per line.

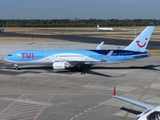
xmin=137 ymin=107 xmax=160 ymax=120
xmin=5 ymin=49 xmax=150 ymax=64
xmin=98 ymin=27 xmax=113 ymax=31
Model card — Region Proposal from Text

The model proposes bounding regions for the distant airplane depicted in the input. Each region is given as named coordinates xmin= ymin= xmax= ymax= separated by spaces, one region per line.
xmin=4 ymin=26 xmax=154 ymax=74
xmin=113 ymin=86 xmax=160 ymax=120
xmin=96 ymin=25 xmax=113 ymax=31
xmin=0 ymin=28 xmax=4 ymax=32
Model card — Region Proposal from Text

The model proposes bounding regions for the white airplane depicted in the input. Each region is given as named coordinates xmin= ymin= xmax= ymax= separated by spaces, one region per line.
xmin=113 ymin=86 xmax=160 ymax=120
xmin=96 ymin=25 xmax=113 ymax=31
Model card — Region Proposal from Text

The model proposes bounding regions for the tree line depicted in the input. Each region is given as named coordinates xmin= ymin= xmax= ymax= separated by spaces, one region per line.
xmin=0 ymin=19 xmax=159 ymax=27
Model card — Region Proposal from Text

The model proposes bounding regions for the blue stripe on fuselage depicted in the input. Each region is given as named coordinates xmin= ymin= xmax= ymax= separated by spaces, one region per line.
xmin=90 ymin=50 xmax=146 ymax=56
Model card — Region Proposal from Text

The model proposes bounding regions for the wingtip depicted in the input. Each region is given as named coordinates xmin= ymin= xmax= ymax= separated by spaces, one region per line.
xmin=112 ymin=86 xmax=116 ymax=97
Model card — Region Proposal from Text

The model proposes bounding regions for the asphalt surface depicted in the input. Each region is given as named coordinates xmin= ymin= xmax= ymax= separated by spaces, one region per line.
xmin=1 ymin=56 xmax=160 ymax=120
xmin=0 ymin=31 xmax=160 ymax=120
xmin=0 ymin=31 xmax=160 ymax=49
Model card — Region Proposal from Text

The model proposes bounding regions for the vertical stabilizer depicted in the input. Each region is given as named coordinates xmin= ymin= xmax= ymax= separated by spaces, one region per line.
xmin=124 ymin=26 xmax=154 ymax=52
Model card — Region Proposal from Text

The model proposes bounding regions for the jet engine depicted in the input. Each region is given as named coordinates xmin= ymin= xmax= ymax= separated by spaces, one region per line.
xmin=53 ymin=62 xmax=70 ymax=70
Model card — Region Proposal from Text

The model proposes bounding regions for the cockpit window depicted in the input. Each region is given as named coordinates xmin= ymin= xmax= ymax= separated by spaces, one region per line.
xmin=8 ymin=54 xmax=12 ymax=56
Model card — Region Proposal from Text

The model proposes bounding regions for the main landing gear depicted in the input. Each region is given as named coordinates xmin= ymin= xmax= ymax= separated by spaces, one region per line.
xmin=77 ymin=64 xmax=86 ymax=75
xmin=81 ymin=71 xmax=85 ymax=75
xmin=14 ymin=64 xmax=19 ymax=70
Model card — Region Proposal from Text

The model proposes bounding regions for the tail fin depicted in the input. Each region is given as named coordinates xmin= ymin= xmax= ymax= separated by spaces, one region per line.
xmin=124 ymin=26 xmax=154 ymax=52
xmin=97 ymin=25 xmax=100 ymax=28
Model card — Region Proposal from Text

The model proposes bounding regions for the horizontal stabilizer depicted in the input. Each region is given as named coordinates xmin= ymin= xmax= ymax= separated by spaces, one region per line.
xmin=101 ymin=50 xmax=113 ymax=62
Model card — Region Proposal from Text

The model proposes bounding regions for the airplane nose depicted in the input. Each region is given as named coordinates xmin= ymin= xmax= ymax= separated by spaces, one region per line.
xmin=4 ymin=56 xmax=8 ymax=61
xmin=4 ymin=56 xmax=10 ymax=61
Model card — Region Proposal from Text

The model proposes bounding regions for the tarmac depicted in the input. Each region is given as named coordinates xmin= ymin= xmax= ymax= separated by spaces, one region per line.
xmin=1 ymin=31 xmax=160 ymax=49
xmin=0 ymin=42 xmax=160 ymax=120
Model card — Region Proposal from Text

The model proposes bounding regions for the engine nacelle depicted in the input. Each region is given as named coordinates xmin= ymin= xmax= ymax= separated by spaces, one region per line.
xmin=53 ymin=62 xmax=70 ymax=70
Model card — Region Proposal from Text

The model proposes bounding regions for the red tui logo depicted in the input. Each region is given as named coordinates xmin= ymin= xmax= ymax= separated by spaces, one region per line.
xmin=136 ymin=38 xmax=148 ymax=48
xmin=21 ymin=53 xmax=34 ymax=58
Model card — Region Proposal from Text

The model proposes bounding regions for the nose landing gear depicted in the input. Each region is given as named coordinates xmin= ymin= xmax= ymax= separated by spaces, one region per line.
xmin=14 ymin=64 xmax=19 ymax=70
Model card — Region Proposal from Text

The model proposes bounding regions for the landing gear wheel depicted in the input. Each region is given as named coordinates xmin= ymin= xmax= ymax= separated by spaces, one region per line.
xmin=81 ymin=72 xmax=85 ymax=75
xmin=15 ymin=66 xmax=19 ymax=70
xmin=80 ymin=64 xmax=86 ymax=75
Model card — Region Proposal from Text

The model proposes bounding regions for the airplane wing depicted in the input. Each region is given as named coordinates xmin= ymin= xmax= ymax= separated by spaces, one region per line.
xmin=96 ymin=41 xmax=104 ymax=50
xmin=53 ymin=51 xmax=113 ymax=67
xmin=112 ymin=86 xmax=156 ymax=110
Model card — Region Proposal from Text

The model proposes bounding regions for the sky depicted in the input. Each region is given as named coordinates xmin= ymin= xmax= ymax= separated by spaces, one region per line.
xmin=0 ymin=0 xmax=160 ymax=19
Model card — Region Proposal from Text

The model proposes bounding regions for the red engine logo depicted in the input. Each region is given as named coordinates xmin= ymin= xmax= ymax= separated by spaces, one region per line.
xmin=21 ymin=53 xmax=34 ymax=58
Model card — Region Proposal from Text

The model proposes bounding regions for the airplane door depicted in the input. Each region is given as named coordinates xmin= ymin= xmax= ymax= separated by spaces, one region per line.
xmin=17 ymin=54 xmax=21 ymax=60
